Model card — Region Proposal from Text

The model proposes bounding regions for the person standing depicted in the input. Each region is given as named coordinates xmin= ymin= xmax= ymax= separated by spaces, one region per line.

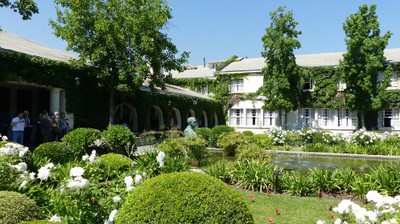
xmin=23 ymin=111 xmax=33 ymax=147
xmin=58 ymin=112 xmax=71 ymax=139
xmin=40 ymin=111 xmax=51 ymax=143
xmin=11 ymin=112 xmax=25 ymax=144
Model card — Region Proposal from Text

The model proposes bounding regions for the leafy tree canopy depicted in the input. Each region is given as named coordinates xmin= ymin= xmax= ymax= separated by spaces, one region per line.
xmin=50 ymin=0 xmax=188 ymax=123
xmin=0 ymin=0 xmax=38 ymax=20
xmin=260 ymin=6 xmax=302 ymax=113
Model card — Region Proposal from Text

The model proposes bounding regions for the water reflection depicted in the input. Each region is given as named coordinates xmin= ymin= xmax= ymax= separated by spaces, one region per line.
xmin=272 ymin=154 xmax=400 ymax=172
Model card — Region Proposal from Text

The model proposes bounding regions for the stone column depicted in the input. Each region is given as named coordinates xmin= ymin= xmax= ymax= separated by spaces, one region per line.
xmin=50 ymin=88 xmax=61 ymax=113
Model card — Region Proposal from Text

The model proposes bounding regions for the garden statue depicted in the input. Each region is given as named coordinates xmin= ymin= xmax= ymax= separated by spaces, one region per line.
xmin=184 ymin=117 xmax=198 ymax=137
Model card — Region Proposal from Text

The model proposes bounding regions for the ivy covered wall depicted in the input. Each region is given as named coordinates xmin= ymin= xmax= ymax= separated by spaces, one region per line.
xmin=0 ymin=52 xmax=224 ymax=131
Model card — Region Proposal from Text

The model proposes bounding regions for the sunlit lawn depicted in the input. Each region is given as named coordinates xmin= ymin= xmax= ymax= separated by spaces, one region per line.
xmin=235 ymin=189 xmax=342 ymax=224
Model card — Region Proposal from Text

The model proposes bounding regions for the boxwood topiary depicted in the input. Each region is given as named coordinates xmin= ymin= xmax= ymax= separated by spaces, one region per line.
xmin=0 ymin=159 xmax=17 ymax=191
xmin=101 ymin=125 xmax=136 ymax=155
xmin=61 ymin=128 xmax=101 ymax=155
xmin=98 ymin=153 xmax=132 ymax=171
xmin=116 ymin=172 xmax=254 ymax=223
xmin=33 ymin=142 xmax=76 ymax=167
xmin=209 ymin=125 xmax=235 ymax=147
xmin=156 ymin=137 xmax=188 ymax=158
xmin=0 ymin=191 xmax=41 ymax=224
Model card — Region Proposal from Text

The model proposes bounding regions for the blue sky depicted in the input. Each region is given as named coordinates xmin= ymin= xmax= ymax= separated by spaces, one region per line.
xmin=1 ymin=0 xmax=400 ymax=65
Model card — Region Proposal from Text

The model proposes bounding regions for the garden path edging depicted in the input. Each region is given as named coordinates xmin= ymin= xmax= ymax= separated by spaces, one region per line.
xmin=267 ymin=150 xmax=400 ymax=161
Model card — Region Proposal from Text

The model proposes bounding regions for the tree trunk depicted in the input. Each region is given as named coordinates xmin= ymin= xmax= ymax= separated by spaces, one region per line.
xmin=360 ymin=112 xmax=366 ymax=129
xmin=109 ymin=89 xmax=115 ymax=125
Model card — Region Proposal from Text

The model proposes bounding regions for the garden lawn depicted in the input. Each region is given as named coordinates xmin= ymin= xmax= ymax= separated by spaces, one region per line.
xmin=236 ymin=189 xmax=341 ymax=224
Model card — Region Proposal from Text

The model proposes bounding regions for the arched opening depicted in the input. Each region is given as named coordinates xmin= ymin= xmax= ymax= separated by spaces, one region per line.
xmin=213 ymin=113 xmax=219 ymax=128
xmin=148 ymin=106 xmax=164 ymax=131
xmin=198 ymin=111 xmax=208 ymax=127
xmin=169 ymin=107 xmax=182 ymax=130
xmin=114 ymin=103 xmax=138 ymax=132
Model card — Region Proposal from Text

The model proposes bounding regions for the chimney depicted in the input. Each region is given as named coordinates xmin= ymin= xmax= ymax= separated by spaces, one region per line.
xmin=203 ymin=57 xmax=206 ymax=67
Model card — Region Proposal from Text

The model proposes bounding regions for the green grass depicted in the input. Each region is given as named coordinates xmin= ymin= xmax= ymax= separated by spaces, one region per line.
xmin=235 ymin=189 xmax=341 ymax=224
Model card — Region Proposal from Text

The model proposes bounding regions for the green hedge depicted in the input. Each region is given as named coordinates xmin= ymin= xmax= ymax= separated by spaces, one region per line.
xmin=0 ymin=191 xmax=41 ymax=224
xmin=61 ymin=128 xmax=101 ymax=155
xmin=33 ymin=142 xmax=77 ymax=167
xmin=101 ymin=125 xmax=136 ymax=155
xmin=116 ymin=172 xmax=254 ymax=223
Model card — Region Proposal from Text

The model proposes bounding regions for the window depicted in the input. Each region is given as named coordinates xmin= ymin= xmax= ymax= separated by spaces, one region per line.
xmin=338 ymin=79 xmax=347 ymax=91
xmin=321 ymin=109 xmax=329 ymax=126
xmin=391 ymin=73 xmax=398 ymax=87
xmin=303 ymin=79 xmax=314 ymax=90
xmin=338 ymin=109 xmax=357 ymax=128
xmin=263 ymin=110 xmax=275 ymax=127
xmin=384 ymin=109 xmax=393 ymax=128
xmin=229 ymin=79 xmax=244 ymax=93
xmin=194 ymin=86 xmax=208 ymax=95
xmin=229 ymin=109 xmax=243 ymax=126
xmin=302 ymin=108 xmax=312 ymax=127
xmin=246 ymin=109 xmax=260 ymax=126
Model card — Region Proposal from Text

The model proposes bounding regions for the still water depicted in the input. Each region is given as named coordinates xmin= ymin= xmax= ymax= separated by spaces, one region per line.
xmin=271 ymin=153 xmax=400 ymax=172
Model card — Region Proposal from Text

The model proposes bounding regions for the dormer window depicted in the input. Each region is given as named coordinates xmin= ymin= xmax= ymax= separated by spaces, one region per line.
xmin=303 ymin=78 xmax=314 ymax=90
xmin=229 ymin=79 xmax=244 ymax=93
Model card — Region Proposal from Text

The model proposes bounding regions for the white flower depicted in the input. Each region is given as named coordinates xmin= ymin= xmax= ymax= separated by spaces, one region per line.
xmin=2 ymin=135 xmax=8 ymax=141
xmin=89 ymin=150 xmax=98 ymax=162
xmin=29 ymin=172 xmax=36 ymax=180
xmin=366 ymin=190 xmax=383 ymax=204
xmin=124 ymin=176 xmax=133 ymax=186
xmin=333 ymin=200 xmax=353 ymax=214
xmin=70 ymin=167 xmax=85 ymax=177
xmin=49 ymin=214 xmax=62 ymax=222
xmin=18 ymin=147 xmax=29 ymax=157
xmin=37 ymin=164 xmax=53 ymax=181
xmin=112 ymin=196 xmax=121 ymax=203
xmin=316 ymin=220 xmax=325 ymax=224
xmin=82 ymin=155 xmax=89 ymax=161
xmin=334 ymin=218 xmax=342 ymax=224
xmin=134 ymin=174 xmax=143 ymax=185
xmin=126 ymin=185 xmax=135 ymax=192
xmin=20 ymin=180 xmax=28 ymax=188
xmin=109 ymin=209 xmax=117 ymax=221
xmin=66 ymin=177 xmax=90 ymax=189
xmin=13 ymin=162 xmax=28 ymax=172
xmin=156 ymin=151 xmax=165 ymax=167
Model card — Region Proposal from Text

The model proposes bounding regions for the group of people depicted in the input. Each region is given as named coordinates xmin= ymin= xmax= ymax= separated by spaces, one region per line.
xmin=10 ymin=110 xmax=71 ymax=147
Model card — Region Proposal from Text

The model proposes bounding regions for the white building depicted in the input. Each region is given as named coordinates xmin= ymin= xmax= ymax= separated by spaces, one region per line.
xmin=172 ymin=50 xmax=400 ymax=134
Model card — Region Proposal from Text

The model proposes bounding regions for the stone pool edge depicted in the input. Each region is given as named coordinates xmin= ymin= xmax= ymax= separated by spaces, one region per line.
xmin=268 ymin=150 xmax=400 ymax=161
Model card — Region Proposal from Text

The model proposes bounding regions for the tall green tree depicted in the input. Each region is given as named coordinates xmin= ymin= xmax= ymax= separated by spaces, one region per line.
xmin=340 ymin=4 xmax=391 ymax=129
xmin=51 ymin=0 xmax=188 ymax=124
xmin=259 ymin=6 xmax=301 ymax=127
xmin=0 ymin=0 xmax=38 ymax=20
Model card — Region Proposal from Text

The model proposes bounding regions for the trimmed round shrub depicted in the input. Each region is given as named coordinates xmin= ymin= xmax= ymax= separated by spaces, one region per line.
xmin=249 ymin=134 xmax=273 ymax=148
xmin=156 ymin=137 xmax=188 ymax=158
xmin=209 ymin=125 xmax=235 ymax=147
xmin=98 ymin=153 xmax=132 ymax=171
xmin=195 ymin=127 xmax=212 ymax=145
xmin=33 ymin=142 xmax=76 ymax=167
xmin=236 ymin=143 xmax=271 ymax=162
xmin=185 ymin=136 xmax=208 ymax=166
xmin=0 ymin=159 xmax=17 ymax=191
xmin=116 ymin=172 xmax=254 ymax=223
xmin=101 ymin=125 xmax=136 ymax=155
xmin=242 ymin=130 xmax=254 ymax=136
xmin=0 ymin=191 xmax=41 ymax=224
xmin=217 ymin=132 xmax=245 ymax=156
xmin=62 ymin=128 xmax=101 ymax=155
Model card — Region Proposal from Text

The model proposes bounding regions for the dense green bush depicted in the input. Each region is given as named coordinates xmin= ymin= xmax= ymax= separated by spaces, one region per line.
xmin=204 ymin=160 xmax=233 ymax=183
xmin=0 ymin=191 xmax=41 ymax=224
xmin=236 ymin=143 xmax=271 ymax=162
xmin=209 ymin=125 xmax=235 ymax=147
xmin=135 ymin=151 xmax=189 ymax=177
xmin=242 ymin=130 xmax=254 ymax=136
xmin=20 ymin=221 xmax=58 ymax=224
xmin=0 ymin=158 xmax=17 ymax=191
xmin=101 ymin=125 xmax=136 ymax=155
xmin=116 ymin=172 xmax=254 ymax=223
xmin=98 ymin=153 xmax=132 ymax=172
xmin=33 ymin=142 xmax=76 ymax=167
xmin=156 ymin=137 xmax=187 ymax=158
xmin=249 ymin=134 xmax=273 ymax=148
xmin=195 ymin=127 xmax=212 ymax=145
xmin=284 ymin=132 xmax=303 ymax=146
xmin=217 ymin=132 xmax=245 ymax=156
xmin=62 ymin=128 xmax=101 ymax=155
xmin=185 ymin=136 xmax=208 ymax=166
